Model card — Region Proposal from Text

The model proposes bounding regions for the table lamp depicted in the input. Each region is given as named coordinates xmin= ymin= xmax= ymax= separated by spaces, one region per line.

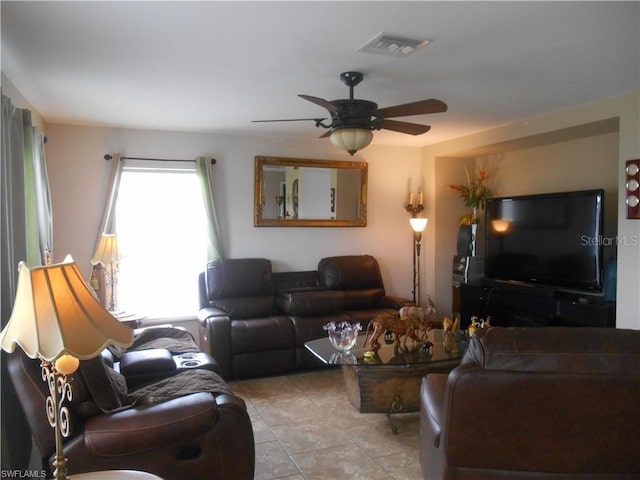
xmin=91 ymin=234 xmax=122 ymax=312
xmin=0 ymin=255 xmax=134 ymax=480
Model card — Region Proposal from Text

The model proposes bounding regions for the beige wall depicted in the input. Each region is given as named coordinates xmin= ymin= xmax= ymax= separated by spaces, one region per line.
xmin=43 ymin=124 xmax=423 ymax=308
xmin=423 ymin=91 xmax=640 ymax=329
xmin=431 ymin=133 xmax=618 ymax=318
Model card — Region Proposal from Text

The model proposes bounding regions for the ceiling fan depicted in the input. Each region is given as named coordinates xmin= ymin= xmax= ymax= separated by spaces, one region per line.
xmin=252 ymin=71 xmax=447 ymax=155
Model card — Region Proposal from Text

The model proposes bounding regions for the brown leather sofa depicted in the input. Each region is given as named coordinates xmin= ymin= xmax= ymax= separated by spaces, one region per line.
xmin=198 ymin=255 xmax=413 ymax=379
xmin=7 ymin=327 xmax=255 ymax=480
xmin=420 ymin=326 xmax=640 ymax=480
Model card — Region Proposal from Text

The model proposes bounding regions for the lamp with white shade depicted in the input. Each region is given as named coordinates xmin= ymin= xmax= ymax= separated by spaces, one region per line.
xmin=0 ymin=255 xmax=134 ymax=480
xmin=91 ymin=233 xmax=122 ymax=312
xmin=409 ymin=217 xmax=428 ymax=306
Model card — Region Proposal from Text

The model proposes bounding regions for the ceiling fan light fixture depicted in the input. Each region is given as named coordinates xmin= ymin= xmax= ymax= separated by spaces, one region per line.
xmin=330 ymin=128 xmax=373 ymax=155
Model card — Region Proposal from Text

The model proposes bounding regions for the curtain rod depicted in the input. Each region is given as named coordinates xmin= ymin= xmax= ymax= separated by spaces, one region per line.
xmin=103 ymin=154 xmax=216 ymax=164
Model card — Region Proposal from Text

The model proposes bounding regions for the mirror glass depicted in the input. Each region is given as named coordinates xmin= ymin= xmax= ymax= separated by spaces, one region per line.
xmin=254 ymin=156 xmax=368 ymax=227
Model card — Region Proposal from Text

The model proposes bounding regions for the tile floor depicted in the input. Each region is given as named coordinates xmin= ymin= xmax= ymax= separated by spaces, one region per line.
xmin=229 ymin=367 xmax=424 ymax=480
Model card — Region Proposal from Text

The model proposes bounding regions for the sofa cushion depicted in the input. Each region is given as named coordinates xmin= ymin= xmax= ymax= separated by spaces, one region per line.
xmin=318 ymin=255 xmax=384 ymax=291
xmin=463 ymin=326 xmax=640 ymax=375
xmin=211 ymin=296 xmax=276 ymax=319
xmin=277 ymin=289 xmax=344 ymax=315
xmin=231 ymin=316 xmax=295 ymax=354
xmin=206 ymin=258 xmax=275 ymax=299
xmin=341 ymin=288 xmax=384 ymax=310
xmin=273 ymin=270 xmax=321 ymax=292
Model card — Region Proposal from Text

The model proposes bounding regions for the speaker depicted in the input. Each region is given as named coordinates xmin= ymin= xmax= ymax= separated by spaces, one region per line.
xmin=452 ymin=255 xmax=485 ymax=286
xmin=452 ymin=255 xmax=468 ymax=286
xmin=457 ymin=225 xmax=473 ymax=255
xmin=457 ymin=224 xmax=479 ymax=256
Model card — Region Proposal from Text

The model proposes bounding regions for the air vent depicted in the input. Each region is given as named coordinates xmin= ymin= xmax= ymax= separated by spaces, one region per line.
xmin=357 ymin=33 xmax=429 ymax=57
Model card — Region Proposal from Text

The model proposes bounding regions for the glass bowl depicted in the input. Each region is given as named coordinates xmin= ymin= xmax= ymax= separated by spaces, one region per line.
xmin=323 ymin=321 xmax=361 ymax=353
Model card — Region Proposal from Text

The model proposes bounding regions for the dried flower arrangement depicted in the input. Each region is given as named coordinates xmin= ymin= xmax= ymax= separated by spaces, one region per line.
xmin=447 ymin=166 xmax=493 ymax=223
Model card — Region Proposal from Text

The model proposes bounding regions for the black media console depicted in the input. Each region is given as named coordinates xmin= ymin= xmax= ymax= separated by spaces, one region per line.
xmin=459 ymin=282 xmax=616 ymax=329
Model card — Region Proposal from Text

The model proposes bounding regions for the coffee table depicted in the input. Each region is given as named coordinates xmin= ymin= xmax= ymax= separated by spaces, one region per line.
xmin=305 ymin=329 xmax=467 ymax=432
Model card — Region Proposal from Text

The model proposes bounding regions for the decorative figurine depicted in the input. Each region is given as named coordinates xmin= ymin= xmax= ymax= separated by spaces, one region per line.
xmin=399 ymin=296 xmax=437 ymax=325
xmin=363 ymin=313 xmax=431 ymax=351
xmin=442 ymin=316 xmax=460 ymax=353
xmin=468 ymin=316 xmax=491 ymax=336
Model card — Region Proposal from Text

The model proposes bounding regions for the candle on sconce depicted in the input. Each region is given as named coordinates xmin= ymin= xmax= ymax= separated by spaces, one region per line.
xmin=404 ymin=191 xmax=425 ymax=216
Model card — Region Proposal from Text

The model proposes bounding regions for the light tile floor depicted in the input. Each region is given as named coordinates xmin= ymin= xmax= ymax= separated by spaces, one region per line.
xmin=229 ymin=368 xmax=423 ymax=480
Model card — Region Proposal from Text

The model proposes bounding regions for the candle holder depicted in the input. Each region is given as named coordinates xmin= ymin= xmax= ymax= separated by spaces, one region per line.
xmin=405 ymin=202 xmax=424 ymax=217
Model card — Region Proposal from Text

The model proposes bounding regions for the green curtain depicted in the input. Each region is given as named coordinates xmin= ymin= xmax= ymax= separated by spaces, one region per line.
xmin=195 ymin=156 xmax=224 ymax=261
xmin=1 ymin=92 xmax=52 ymax=471
xmin=22 ymin=110 xmax=53 ymax=266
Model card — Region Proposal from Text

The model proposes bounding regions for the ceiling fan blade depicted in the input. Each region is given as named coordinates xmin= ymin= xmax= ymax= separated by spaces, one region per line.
xmin=319 ymin=130 xmax=332 ymax=138
xmin=380 ymin=119 xmax=431 ymax=135
xmin=251 ymin=117 xmax=326 ymax=123
xmin=377 ymin=99 xmax=447 ymax=118
xmin=298 ymin=94 xmax=339 ymax=113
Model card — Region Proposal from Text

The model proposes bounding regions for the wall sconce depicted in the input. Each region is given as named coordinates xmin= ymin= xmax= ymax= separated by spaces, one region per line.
xmin=405 ymin=191 xmax=424 ymax=217
xmin=625 ymin=159 xmax=640 ymax=219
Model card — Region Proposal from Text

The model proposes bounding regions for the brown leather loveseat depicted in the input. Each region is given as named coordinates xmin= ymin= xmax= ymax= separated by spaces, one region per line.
xmin=420 ymin=326 xmax=640 ymax=479
xmin=7 ymin=327 xmax=255 ymax=480
xmin=198 ymin=255 xmax=413 ymax=379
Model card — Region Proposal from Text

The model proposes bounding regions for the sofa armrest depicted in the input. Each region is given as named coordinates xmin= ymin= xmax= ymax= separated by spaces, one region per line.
xmin=420 ymin=374 xmax=447 ymax=448
xmin=379 ymin=295 xmax=414 ymax=310
xmin=197 ymin=306 xmax=228 ymax=323
xmin=420 ymin=374 xmax=448 ymax=480
xmin=83 ymin=392 xmax=217 ymax=455
xmin=198 ymin=315 xmax=232 ymax=379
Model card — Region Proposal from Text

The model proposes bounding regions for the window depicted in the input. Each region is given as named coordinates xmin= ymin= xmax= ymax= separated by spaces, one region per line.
xmin=115 ymin=161 xmax=208 ymax=319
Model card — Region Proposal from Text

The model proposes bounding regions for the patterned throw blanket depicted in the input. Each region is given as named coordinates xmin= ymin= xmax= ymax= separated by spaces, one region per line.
xmin=79 ymin=327 xmax=232 ymax=413
xmin=108 ymin=326 xmax=202 ymax=358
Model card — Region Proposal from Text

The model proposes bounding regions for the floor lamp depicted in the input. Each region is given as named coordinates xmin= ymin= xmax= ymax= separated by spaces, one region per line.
xmin=409 ymin=218 xmax=428 ymax=306
xmin=0 ymin=256 xmax=133 ymax=480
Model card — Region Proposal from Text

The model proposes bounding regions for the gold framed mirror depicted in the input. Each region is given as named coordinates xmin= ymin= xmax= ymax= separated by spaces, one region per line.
xmin=254 ymin=156 xmax=368 ymax=227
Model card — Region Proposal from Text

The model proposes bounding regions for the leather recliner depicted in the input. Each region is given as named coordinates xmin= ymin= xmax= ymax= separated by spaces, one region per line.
xmin=198 ymin=255 xmax=414 ymax=379
xmin=6 ymin=332 xmax=255 ymax=480
xmin=419 ymin=326 xmax=640 ymax=480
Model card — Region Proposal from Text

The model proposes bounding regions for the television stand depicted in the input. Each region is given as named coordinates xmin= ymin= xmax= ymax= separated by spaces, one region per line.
xmin=459 ymin=282 xmax=615 ymax=329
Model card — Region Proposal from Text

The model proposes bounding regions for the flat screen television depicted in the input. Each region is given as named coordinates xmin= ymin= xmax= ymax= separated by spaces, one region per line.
xmin=484 ymin=189 xmax=604 ymax=293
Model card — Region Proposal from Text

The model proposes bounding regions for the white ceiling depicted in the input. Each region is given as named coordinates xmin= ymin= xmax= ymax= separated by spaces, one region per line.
xmin=2 ymin=1 xmax=639 ymax=148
